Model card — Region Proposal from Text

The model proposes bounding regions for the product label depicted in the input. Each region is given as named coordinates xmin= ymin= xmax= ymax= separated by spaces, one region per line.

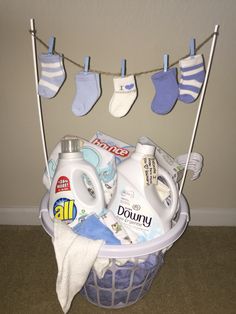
xmin=113 ymin=189 xmax=153 ymax=231
xmin=141 ymin=156 xmax=158 ymax=185
xmin=117 ymin=205 xmax=152 ymax=229
xmin=53 ymin=198 xmax=77 ymax=222
xmin=55 ymin=176 xmax=71 ymax=193
xmin=91 ymin=138 xmax=130 ymax=158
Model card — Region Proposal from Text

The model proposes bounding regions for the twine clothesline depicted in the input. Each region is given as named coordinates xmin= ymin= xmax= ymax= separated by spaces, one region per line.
xmin=29 ymin=29 xmax=217 ymax=76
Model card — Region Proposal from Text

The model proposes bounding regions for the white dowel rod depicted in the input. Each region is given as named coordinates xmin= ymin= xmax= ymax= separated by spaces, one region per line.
xmin=30 ymin=18 xmax=51 ymax=186
xmin=179 ymin=25 xmax=219 ymax=196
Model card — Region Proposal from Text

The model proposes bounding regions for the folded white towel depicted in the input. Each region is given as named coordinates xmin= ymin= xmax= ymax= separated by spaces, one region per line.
xmin=52 ymin=220 xmax=104 ymax=313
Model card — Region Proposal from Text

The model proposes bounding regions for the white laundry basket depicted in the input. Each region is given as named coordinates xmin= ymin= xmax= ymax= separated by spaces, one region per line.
xmin=40 ymin=193 xmax=189 ymax=309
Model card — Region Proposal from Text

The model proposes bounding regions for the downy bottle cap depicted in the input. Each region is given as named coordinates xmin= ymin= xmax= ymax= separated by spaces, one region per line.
xmin=135 ymin=142 xmax=155 ymax=156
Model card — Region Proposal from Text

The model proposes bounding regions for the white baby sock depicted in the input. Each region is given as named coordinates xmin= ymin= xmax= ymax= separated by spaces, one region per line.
xmin=109 ymin=75 xmax=137 ymax=118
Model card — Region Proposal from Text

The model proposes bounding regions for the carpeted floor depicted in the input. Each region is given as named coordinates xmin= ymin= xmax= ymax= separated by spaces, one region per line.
xmin=0 ymin=225 xmax=235 ymax=314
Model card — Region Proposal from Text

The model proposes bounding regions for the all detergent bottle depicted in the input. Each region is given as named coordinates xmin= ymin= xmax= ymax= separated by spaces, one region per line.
xmin=49 ymin=136 xmax=105 ymax=228
xmin=108 ymin=142 xmax=179 ymax=243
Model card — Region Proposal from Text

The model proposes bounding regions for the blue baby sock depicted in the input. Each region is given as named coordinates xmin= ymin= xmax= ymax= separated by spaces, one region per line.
xmin=151 ymin=68 xmax=178 ymax=115
xmin=178 ymin=54 xmax=205 ymax=103
xmin=72 ymin=72 xmax=101 ymax=116
xmin=38 ymin=54 xmax=66 ymax=98
xmin=72 ymin=214 xmax=121 ymax=245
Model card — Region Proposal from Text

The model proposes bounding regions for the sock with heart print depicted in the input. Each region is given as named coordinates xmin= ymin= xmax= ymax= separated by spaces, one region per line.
xmin=109 ymin=75 xmax=137 ymax=118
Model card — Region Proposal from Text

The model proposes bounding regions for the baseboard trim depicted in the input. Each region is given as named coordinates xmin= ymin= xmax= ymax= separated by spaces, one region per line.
xmin=189 ymin=207 xmax=236 ymax=226
xmin=0 ymin=206 xmax=236 ymax=226
xmin=0 ymin=207 xmax=40 ymax=225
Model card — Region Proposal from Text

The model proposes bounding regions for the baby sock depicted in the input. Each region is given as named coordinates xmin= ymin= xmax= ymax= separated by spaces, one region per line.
xmin=178 ymin=54 xmax=205 ymax=103
xmin=38 ymin=54 xmax=66 ymax=98
xmin=109 ymin=75 xmax=137 ymax=118
xmin=151 ymin=68 xmax=179 ymax=115
xmin=72 ymin=72 xmax=101 ymax=116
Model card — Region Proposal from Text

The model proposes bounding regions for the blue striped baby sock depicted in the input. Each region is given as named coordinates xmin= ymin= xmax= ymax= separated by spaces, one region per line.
xmin=178 ymin=55 xmax=205 ymax=103
xmin=38 ymin=54 xmax=66 ymax=98
xmin=72 ymin=72 xmax=101 ymax=116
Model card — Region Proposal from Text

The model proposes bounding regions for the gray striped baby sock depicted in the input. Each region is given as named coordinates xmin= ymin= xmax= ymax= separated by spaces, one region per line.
xmin=178 ymin=54 xmax=205 ymax=103
xmin=38 ymin=54 xmax=66 ymax=98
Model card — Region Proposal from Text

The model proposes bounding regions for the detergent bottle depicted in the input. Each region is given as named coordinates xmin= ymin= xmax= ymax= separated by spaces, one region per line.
xmin=49 ymin=136 xmax=105 ymax=228
xmin=108 ymin=142 xmax=179 ymax=243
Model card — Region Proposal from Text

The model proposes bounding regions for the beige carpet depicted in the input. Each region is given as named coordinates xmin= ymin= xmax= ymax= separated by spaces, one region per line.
xmin=1 ymin=225 xmax=235 ymax=314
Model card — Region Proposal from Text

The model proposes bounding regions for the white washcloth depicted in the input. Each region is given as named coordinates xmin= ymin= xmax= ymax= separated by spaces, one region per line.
xmin=52 ymin=220 xmax=104 ymax=313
